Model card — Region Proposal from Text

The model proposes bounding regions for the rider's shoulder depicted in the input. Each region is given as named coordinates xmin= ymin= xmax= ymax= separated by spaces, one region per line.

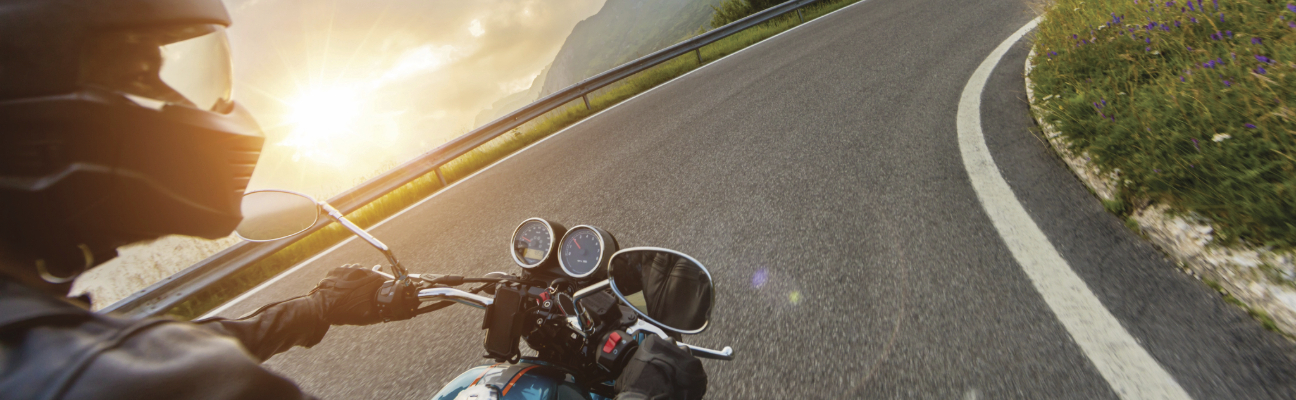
xmin=1 ymin=279 xmax=308 ymax=400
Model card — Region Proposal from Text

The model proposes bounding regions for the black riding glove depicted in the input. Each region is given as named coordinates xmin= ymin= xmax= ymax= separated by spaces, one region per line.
xmin=312 ymin=264 xmax=387 ymax=326
xmin=614 ymin=335 xmax=707 ymax=400
xmin=199 ymin=264 xmax=387 ymax=361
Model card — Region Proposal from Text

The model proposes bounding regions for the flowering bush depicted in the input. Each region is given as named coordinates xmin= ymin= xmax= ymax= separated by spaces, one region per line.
xmin=1031 ymin=0 xmax=1296 ymax=248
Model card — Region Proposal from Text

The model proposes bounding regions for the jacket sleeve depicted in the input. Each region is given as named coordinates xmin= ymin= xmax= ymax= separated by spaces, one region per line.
xmin=56 ymin=321 xmax=320 ymax=400
xmin=197 ymin=296 xmax=331 ymax=362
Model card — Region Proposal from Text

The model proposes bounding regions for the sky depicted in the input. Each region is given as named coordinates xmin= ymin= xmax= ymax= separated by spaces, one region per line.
xmin=224 ymin=0 xmax=606 ymax=198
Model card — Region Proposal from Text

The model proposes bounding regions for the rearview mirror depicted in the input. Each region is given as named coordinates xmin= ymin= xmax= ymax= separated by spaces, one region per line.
xmin=235 ymin=190 xmax=320 ymax=241
xmin=607 ymin=248 xmax=714 ymax=334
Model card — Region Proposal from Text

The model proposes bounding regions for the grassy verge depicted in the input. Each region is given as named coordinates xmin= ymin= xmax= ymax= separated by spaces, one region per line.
xmin=1028 ymin=0 xmax=1296 ymax=249
xmin=168 ymin=0 xmax=863 ymax=320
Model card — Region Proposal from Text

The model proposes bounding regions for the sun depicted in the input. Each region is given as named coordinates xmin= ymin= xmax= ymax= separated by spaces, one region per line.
xmin=285 ymin=86 xmax=364 ymax=143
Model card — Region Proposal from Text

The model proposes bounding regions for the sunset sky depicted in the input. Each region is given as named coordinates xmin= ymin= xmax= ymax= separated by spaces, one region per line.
xmin=224 ymin=0 xmax=606 ymax=197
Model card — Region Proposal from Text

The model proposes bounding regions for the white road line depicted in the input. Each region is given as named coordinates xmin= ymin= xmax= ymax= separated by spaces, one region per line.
xmin=957 ymin=17 xmax=1191 ymax=399
xmin=201 ymin=0 xmax=872 ymax=320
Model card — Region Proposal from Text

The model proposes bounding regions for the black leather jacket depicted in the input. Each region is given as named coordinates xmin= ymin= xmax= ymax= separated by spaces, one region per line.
xmin=0 ymin=278 xmax=327 ymax=400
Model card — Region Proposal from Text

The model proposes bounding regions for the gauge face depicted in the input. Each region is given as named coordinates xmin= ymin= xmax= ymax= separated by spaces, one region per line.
xmin=560 ymin=227 xmax=603 ymax=277
xmin=512 ymin=220 xmax=553 ymax=268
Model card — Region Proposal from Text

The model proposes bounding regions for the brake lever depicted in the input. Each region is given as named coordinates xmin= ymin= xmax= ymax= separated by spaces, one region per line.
xmin=625 ymin=320 xmax=735 ymax=361
xmin=678 ymin=343 xmax=735 ymax=361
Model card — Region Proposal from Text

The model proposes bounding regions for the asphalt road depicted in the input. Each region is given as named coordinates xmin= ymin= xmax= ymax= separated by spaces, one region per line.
xmin=212 ymin=0 xmax=1296 ymax=398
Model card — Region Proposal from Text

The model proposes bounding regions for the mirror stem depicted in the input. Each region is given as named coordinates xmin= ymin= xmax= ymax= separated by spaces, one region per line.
xmin=320 ymin=203 xmax=409 ymax=280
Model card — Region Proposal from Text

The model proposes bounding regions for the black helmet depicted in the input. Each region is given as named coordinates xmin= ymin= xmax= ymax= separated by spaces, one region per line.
xmin=0 ymin=0 xmax=264 ymax=282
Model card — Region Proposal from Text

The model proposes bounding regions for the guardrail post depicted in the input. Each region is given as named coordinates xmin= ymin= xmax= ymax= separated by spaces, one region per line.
xmin=797 ymin=9 xmax=804 ymax=23
xmin=434 ymin=167 xmax=447 ymax=186
xmin=695 ymin=48 xmax=702 ymax=65
xmin=582 ymin=94 xmax=591 ymax=110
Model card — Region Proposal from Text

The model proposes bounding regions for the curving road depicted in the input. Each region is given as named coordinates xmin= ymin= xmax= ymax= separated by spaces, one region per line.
xmin=210 ymin=0 xmax=1296 ymax=398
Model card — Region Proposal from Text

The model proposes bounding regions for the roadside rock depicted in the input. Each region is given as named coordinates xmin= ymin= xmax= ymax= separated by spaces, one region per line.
xmin=1024 ymin=47 xmax=1296 ymax=337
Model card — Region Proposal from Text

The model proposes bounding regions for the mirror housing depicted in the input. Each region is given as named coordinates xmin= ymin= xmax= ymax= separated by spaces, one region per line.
xmin=607 ymin=247 xmax=714 ymax=334
xmin=234 ymin=190 xmax=320 ymax=241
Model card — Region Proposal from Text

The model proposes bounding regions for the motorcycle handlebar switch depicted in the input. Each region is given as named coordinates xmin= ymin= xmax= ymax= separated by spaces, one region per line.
xmin=595 ymin=330 xmax=637 ymax=374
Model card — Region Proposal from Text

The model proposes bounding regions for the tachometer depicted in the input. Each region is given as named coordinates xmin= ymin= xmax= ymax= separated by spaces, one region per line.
xmin=558 ymin=225 xmax=618 ymax=279
xmin=511 ymin=218 xmax=563 ymax=269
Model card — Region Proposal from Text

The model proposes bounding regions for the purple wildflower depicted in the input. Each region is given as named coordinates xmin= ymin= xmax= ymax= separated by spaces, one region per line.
xmin=1289 ymin=4 xmax=1296 ymax=13
xmin=1226 ymin=31 xmax=1233 ymax=37
xmin=1186 ymin=45 xmax=1192 ymax=50
xmin=1245 ymin=124 xmax=1257 ymax=128
xmin=1188 ymin=1 xmax=1195 ymax=11
xmin=1164 ymin=25 xmax=1172 ymax=32
xmin=1192 ymin=17 xmax=1198 ymax=23
xmin=1154 ymin=169 xmax=1161 ymax=173
xmin=1212 ymin=0 xmax=1217 ymax=10
xmin=1101 ymin=99 xmax=1107 ymax=106
xmin=1256 ymin=54 xmax=1274 ymax=63
xmin=1197 ymin=0 xmax=1203 ymax=11
xmin=1223 ymin=80 xmax=1231 ymax=87
xmin=1167 ymin=1 xmax=1175 ymax=7
xmin=1181 ymin=75 xmax=1186 ymax=81
xmin=1220 ymin=13 xmax=1225 ymax=22
xmin=1290 ymin=21 xmax=1295 ymax=28
xmin=1176 ymin=20 xmax=1182 ymax=27
xmin=1146 ymin=46 xmax=1153 ymax=52
xmin=1050 ymin=51 xmax=1057 ymax=57
xmin=1252 ymin=37 xmax=1263 ymax=45
xmin=1146 ymin=37 xmax=1152 ymax=43
xmin=1192 ymin=138 xmax=1200 ymax=150
xmin=1257 ymin=66 xmax=1268 ymax=74
xmin=1231 ymin=52 xmax=1236 ymax=60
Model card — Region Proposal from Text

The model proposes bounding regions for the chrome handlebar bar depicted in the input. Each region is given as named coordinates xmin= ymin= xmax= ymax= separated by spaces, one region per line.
xmin=414 ymin=283 xmax=735 ymax=361
xmin=417 ymin=288 xmax=494 ymax=309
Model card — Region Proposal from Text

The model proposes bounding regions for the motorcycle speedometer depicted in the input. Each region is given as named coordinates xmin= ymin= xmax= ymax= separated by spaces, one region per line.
xmin=511 ymin=218 xmax=563 ymax=269
xmin=558 ymin=225 xmax=617 ymax=279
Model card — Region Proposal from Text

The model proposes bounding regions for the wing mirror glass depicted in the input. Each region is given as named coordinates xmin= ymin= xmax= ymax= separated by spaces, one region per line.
xmin=234 ymin=190 xmax=320 ymax=241
xmin=607 ymin=248 xmax=714 ymax=334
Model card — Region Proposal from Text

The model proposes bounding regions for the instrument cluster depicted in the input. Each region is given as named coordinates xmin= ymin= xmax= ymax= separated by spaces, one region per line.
xmin=510 ymin=218 xmax=617 ymax=280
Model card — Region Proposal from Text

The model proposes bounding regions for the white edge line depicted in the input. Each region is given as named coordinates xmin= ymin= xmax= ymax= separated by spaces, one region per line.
xmin=200 ymin=0 xmax=871 ymax=319
xmin=957 ymin=16 xmax=1191 ymax=399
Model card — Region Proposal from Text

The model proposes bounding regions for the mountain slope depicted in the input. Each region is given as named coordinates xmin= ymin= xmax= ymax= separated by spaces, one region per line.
xmin=539 ymin=0 xmax=722 ymax=96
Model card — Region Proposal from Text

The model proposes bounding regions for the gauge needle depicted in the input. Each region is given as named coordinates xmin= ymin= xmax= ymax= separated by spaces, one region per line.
xmin=521 ymin=236 xmax=531 ymax=243
xmin=573 ymin=239 xmax=582 ymax=250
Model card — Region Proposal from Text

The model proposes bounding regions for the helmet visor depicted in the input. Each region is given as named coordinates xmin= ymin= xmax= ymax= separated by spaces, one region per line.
xmin=81 ymin=24 xmax=234 ymax=112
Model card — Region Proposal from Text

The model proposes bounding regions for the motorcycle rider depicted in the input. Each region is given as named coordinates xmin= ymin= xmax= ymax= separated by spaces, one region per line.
xmin=0 ymin=0 xmax=706 ymax=398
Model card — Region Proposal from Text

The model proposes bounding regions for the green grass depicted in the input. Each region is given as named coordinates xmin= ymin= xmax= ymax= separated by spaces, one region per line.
xmin=1028 ymin=0 xmax=1296 ymax=250
xmin=167 ymin=0 xmax=863 ymax=320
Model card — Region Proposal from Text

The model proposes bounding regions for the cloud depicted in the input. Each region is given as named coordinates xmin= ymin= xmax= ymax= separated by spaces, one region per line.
xmin=469 ymin=19 xmax=485 ymax=37
xmin=370 ymin=44 xmax=460 ymax=89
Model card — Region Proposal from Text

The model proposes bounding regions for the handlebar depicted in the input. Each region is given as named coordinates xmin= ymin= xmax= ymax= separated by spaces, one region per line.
xmin=413 ymin=281 xmax=736 ymax=362
xmin=417 ymin=288 xmax=494 ymax=309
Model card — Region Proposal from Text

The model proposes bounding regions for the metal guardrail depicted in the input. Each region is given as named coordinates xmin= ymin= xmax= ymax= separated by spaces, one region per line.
xmin=102 ymin=0 xmax=822 ymax=318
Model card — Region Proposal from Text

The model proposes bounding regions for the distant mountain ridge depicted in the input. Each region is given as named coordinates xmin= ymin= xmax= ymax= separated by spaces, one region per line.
xmin=473 ymin=0 xmax=721 ymax=128
xmin=540 ymin=0 xmax=723 ymax=96
xmin=474 ymin=63 xmax=551 ymax=128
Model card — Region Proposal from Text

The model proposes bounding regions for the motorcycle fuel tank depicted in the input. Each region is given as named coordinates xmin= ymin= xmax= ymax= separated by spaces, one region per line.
xmin=432 ymin=362 xmax=610 ymax=400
